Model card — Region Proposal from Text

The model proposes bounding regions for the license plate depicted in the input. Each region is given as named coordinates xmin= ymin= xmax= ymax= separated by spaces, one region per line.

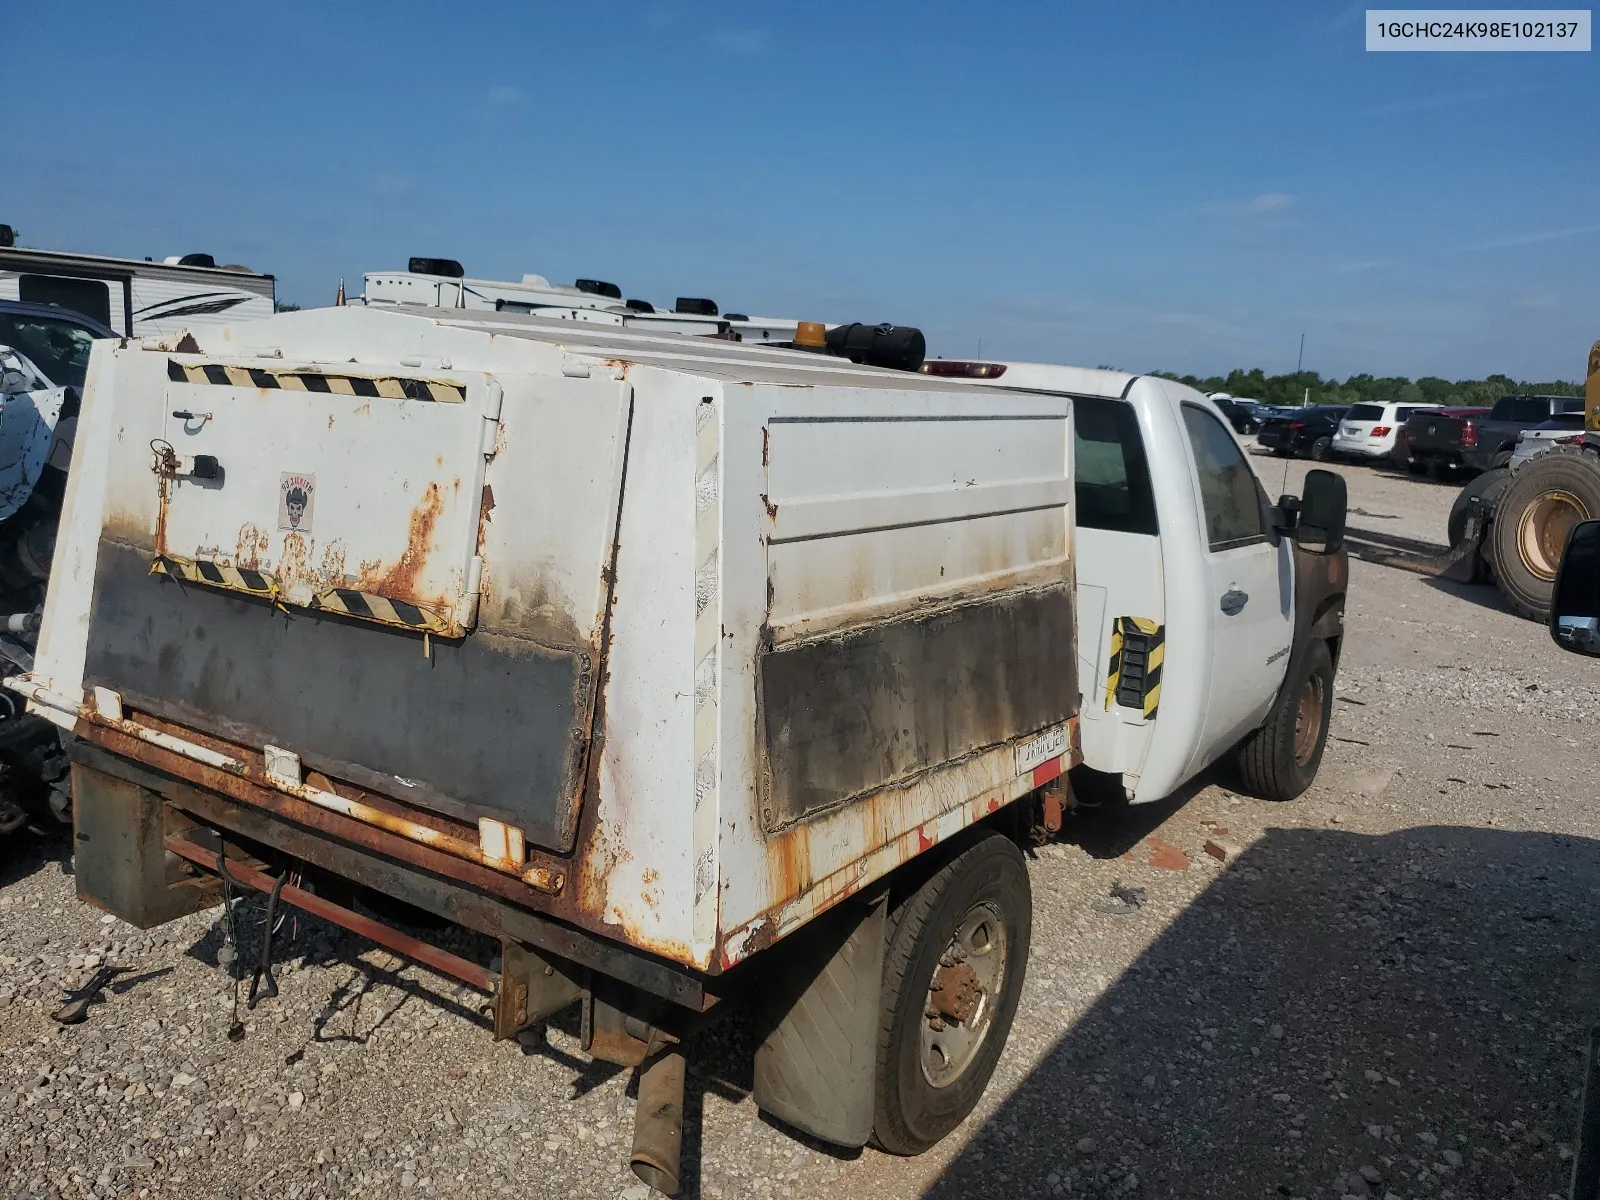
xmin=1015 ymin=724 xmax=1067 ymax=776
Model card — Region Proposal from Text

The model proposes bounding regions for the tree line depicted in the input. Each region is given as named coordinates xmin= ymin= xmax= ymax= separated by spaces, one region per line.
xmin=1153 ymin=367 xmax=1582 ymax=409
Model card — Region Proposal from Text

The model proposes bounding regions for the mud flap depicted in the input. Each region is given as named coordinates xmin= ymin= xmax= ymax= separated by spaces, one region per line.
xmin=752 ymin=894 xmax=887 ymax=1148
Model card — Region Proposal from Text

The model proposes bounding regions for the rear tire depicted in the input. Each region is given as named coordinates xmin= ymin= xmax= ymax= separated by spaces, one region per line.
xmin=1308 ymin=436 xmax=1333 ymax=462
xmin=872 ymin=832 xmax=1030 ymax=1156
xmin=1235 ymin=640 xmax=1334 ymax=802
xmin=1487 ymin=446 xmax=1600 ymax=621
xmin=1447 ymin=467 xmax=1510 ymax=547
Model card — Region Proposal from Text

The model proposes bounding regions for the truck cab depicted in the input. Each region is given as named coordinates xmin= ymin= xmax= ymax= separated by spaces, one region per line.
xmin=925 ymin=359 xmax=1349 ymax=804
xmin=12 ymin=317 xmax=1348 ymax=1195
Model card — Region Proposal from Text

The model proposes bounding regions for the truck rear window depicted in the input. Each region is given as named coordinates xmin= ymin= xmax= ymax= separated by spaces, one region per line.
xmin=1347 ymin=404 xmax=1385 ymax=421
xmin=1074 ymin=396 xmax=1158 ymax=537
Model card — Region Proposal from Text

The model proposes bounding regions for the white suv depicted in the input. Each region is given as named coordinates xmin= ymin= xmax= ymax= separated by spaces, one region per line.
xmin=1332 ymin=401 xmax=1440 ymax=459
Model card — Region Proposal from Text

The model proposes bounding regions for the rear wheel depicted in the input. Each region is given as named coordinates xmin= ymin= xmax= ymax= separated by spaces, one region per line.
xmin=1488 ymin=446 xmax=1600 ymax=621
xmin=1308 ymin=436 xmax=1333 ymax=462
xmin=1235 ymin=640 xmax=1334 ymax=802
xmin=1447 ymin=467 xmax=1510 ymax=547
xmin=872 ymin=832 xmax=1030 ymax=1156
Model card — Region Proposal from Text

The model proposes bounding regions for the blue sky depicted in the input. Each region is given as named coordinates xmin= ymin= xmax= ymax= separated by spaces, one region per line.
xmin=7 ymin=2 xmax=1597 ymax=379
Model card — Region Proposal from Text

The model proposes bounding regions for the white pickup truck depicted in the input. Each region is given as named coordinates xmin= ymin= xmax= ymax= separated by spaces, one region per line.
xmin=10 ymin=312 xmax=1347 ymax=1195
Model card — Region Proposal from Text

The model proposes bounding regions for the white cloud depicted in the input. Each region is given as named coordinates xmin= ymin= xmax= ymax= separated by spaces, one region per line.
xmin=486 ymin=85 xmax=525 ymax=105
xmin=1448 ymin=221 xmax=1600 ymax=254
xmin=369 ymin=173 xmax=412 ymax=197
xmin=710 ymin=28 xmax=767 ymax=54
xmin=1243 ymin=192 xmax=1295 ymax=216
xmin=1202 ymin=192 xmax=1296 ymax=218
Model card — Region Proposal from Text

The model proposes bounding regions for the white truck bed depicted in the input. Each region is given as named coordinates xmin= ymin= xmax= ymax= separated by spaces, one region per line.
xmin=20 ymin=305 xmax=1081 ymax=971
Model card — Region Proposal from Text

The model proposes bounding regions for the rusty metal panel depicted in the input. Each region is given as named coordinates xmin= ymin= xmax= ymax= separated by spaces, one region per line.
xmin=82 ymin=538 xmax=593 ymax=851
xmin=152 ymin=360 xmax=493 ymax=636
xmin=759 ymin=585 xmax=1077 ymax=827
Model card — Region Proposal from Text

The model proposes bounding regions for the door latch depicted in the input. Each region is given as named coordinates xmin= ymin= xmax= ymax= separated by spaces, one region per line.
xmin=1220 ymin=589 xmax=1249 ymax=616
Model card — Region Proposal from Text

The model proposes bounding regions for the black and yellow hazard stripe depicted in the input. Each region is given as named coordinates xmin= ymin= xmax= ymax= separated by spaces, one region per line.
xmin=167 ymin=359 xmax=464 ymax=403
xmin=1105 ymin=616 xmax=1164 ymax=720
xmin=310 ymin=586 xmax=451 ymax=634
xmin=152 ymin=554 xmax=452 ymax=635
xmin=152 ymin=553 xmax=280 ymax=598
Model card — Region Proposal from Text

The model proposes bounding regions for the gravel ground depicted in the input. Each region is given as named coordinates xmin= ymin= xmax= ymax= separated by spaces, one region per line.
xmin=4 ymin=457 xmax=1598 ymax=1200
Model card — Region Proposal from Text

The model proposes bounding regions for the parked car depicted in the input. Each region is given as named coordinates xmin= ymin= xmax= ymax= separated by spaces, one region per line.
xmin=0 ymin=300 xmax=116 ymax=838
xmin=1405 ymin=394 xmax=1584 ymax=478
xmin=1255 ymin=406 xmax=1350 ymax=460
xmin=1331 ymin=401 xmax=1441 ymax=461
xmin=1508 ymin=411 xmax=1587 ymax=470
xmin=1390 ymin=405 xmax=1489 ymax=473
xmin=1211 ymin=395 xmax=1261 ymax=434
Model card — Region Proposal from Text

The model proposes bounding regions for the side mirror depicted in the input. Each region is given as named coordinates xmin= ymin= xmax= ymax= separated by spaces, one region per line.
xmin=1295 ymin=469 xmax=1346 ymax=552
xmin=1550 ymin=519 xmax=1600 ymax=656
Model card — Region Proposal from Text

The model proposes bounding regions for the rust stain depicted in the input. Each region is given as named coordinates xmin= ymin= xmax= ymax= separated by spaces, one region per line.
xmin=762 ymin=494 xmax=777 ymax=520
xmin=278 ymin=532 xmax=310 ymax=587
xmin=320 ymin=539 xmax=348 ymax=580
xmin=327 ymin=413 xmax=335 ymax=429
xmin=768 ymin=824 xmax=812 ymax=906
xmin=476 ymin=484 xmax=495 ymax=555
xmin=360 ymin=482 xmax=443 ymax=599
xmin=235 ymin=523 xmax=264 ymax=570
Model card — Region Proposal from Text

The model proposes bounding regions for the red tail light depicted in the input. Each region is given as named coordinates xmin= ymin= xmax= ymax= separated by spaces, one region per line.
xmin=1557 ymin=435 xmax=1581 ymax=445
xmin=1287 ymin=422 xmax=1306 ymax=429
xmin=1461 ymin=420 xmax=1477 ymax=447
xmin=1370 ymin=425 xmax=1391 ymax=437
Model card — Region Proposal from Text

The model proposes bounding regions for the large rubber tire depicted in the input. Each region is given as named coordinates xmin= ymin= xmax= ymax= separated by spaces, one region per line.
xmin=1447 ymin=466 xmax=1510 ymax=547
xmin=1308 ymin=436 xmax=1333 ymax=462
xmin=1235 ymin=639 xmax=1334 ymax=802
xmin=1488 ymin=445 xmax=1600 ymax=621
xmin=872 ymin=832 xmax=1030 ymax=1156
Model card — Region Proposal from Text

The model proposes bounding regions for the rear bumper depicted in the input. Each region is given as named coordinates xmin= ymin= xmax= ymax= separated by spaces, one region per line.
xmin=1331 ymin=437 xmax=1387 ymax=458
xmin=1459 ymin=447 xmax=1502 ymax=472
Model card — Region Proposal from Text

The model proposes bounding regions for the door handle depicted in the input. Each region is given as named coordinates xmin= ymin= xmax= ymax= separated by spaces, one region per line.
xmin=1220 ymin=589 xmax=1248 ymax=615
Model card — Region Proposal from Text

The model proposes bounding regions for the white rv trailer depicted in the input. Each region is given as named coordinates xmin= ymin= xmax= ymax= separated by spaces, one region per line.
xmin=363 ymin=259 xmax=803 ymax=344
xmin=0 ymin=244 xmax=275 ymax=339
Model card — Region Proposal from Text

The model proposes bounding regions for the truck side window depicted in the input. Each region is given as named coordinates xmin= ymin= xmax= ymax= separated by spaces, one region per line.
xmin=1180 ymin=403 xmax=1268 ymax=550
xmin=1073 ymin=396 xmax=1158 ymax=536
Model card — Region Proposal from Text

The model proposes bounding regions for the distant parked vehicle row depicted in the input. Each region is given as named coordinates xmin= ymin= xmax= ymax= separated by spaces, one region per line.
xmin=1403 ymin=393 xmax=1583 ymax=478
xmin=1509 ymin=411 xmax=1587 ymax=469
xmin=1255 ymin=406 xmax=1349 ymax=460
xmin=1332 ymin=401 xmax=1440 ymax=460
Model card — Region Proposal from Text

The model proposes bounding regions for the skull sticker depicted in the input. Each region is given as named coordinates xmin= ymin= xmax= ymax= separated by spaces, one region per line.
xmin=278 ymin=473 xmax=315 ymax=532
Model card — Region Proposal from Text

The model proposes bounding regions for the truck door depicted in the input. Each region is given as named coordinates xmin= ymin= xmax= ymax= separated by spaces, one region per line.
xmin=1179 ymin=403 xmax=1293 ymax=762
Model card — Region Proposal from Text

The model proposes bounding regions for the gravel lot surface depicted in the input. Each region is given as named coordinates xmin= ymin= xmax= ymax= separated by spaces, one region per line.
xmin=4 ymin=455 xmax=1598 ymax=1200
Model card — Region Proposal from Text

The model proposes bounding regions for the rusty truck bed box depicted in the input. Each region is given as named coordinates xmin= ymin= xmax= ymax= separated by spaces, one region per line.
xmin=17 ymin=305 xmax=1081 ymax=971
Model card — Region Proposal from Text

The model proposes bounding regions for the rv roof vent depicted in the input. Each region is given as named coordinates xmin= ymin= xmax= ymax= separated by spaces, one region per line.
xmin=178 ymin=253 xmax=217 ymax=268
xmin=723 ymin=312 xmax=749 ymax=321
xmin=675 ymin=297 xmax=718 ymax=316
xmin=625 ymin=299 xmax=655 ymax=313
xmin=0 ymin=225 xmax=14 ymax=249
xmin=521 ymin=273 xmax=551 ymax=287
xmin=575 ymin=279 xmax=623 ymax=300
xmin=409 ymin=257 xmax=465 ymax=278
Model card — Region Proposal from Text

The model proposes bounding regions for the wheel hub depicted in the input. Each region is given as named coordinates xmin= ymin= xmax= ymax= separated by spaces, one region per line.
xmin=1292 ymin=674 xmax=1324 ymax=767
xmin=1516 ymin=489 xmax=1587 ymax=582
xmin=920 ymin=904 xmax=1006 ymax=1089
